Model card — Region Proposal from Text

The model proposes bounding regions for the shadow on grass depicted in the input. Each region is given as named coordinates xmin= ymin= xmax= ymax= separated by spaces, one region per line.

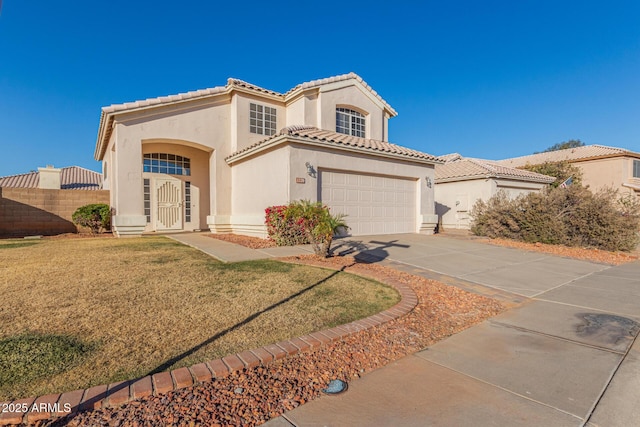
xmin=146 ymin=264 xmax=350 ymax=376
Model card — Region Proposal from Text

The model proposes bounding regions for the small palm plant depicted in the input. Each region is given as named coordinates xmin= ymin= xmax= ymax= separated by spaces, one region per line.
xmin=286 ymin=200 xmax=349 ymax=257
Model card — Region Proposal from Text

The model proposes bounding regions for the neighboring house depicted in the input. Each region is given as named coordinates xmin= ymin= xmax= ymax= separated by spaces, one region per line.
xmin=497 ymin=144 xmax=640 ymax=197
xmin=434 ymin=155 xmax=555 ymax=230
xmin=0 ymin=166 xmax=103 ymax=190
xmin=95 ymin=73 xmax=442 ymax=237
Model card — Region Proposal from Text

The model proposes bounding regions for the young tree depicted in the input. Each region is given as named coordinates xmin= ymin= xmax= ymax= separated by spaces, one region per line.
xmin=521 ymin=161 xmax=582 ymax=188
xmin=535 ymin=139 xmax=585 ymax=153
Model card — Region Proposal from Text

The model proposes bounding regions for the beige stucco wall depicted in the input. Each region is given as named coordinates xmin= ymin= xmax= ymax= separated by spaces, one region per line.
xmin=285 ymin=93 xmax=318 ymax=128
xmin=228 ymin=145 xmax=290 ymax=236
xmin=317 ymin=84 xmax=387 ymax=141
xmin=575 ymin=157 xmax=640 ymax=196
xmin=435 ymin=179 xmax=492 ymax=230
xmin=101 ymin=132 xmax=116 ymax=193
xmin=232 ymin=93 xmax=285 ymax=153
xmin=494 ymin=178 xmax=548 ymax=198
xmin=435 ymin=178 xmax=548 ymax=230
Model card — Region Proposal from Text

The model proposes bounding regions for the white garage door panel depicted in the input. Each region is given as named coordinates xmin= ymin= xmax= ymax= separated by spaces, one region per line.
xmin=320 ymin=170 xmax=416 ymax=236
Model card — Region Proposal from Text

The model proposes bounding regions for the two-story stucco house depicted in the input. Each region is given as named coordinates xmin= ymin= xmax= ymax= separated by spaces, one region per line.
xmin=95 ymin=73 xmax=442 ymax=237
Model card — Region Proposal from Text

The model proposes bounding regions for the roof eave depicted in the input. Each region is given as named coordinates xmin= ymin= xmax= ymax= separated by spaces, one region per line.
xmin=436 ymin=174 xmax=555 ymax=184
xmin=94 ymin=110 xmax=111 ymax=161
xmin=496 ymin=175 xmax=556 ymax=184
xmin=226 ymin=135 xmax=440 ymax=166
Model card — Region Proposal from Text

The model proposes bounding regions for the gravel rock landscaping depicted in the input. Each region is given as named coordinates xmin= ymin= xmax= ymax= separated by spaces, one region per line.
xmin=207 ymin=234 xmax=277 ymax=249
xmin=31 ymin=256 xmax=504 ymax=427
xmin=477 ymin=237 xmax=638 ymax=265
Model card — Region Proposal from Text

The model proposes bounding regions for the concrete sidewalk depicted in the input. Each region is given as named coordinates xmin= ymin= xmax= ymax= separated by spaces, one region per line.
xmin=258 ymin=234 xmax=640 ymax=427
xmin=167 ymin=232 xmax=314 ymax=262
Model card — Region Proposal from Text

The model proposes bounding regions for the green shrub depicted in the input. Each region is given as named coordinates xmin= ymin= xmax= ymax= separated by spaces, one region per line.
xmin=265 ymin=205 xmax=309 ymax=246
xmin=470 ymin=187 xmax=640 ymax=252
xmin=72 ymin=203 xmax=111 ymax=234
xmin=265 ymin=201 xmax=349 ymax=257
xmin=520 ymin=161 xmax=582 ymax=188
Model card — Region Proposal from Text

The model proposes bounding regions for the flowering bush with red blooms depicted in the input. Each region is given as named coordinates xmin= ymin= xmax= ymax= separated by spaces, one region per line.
xmin=265 ymin=205 xmax=310 ymax=246
xmin=266 ymin=200 xmax=349 ymax=257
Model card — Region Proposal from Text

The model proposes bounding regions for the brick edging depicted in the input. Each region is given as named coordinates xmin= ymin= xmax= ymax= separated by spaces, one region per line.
xmin=0 ymin=272 xmax=417 ymax=426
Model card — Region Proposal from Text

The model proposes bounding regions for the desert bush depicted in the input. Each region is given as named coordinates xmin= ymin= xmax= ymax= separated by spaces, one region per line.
xmin=72 ymin=204 xmax=111 ymax=234
xmin=265 ymin=201 xmax=349 ymax=257
xmin=470 ymin=187 xmax=640 ymax=251
xmin=470 ymin=191 xmax=523 ymax=240
xmin=520 ymin=161 xmax=582 ymax=188
xmin=265 ymin=205 xmax=309 ymax=246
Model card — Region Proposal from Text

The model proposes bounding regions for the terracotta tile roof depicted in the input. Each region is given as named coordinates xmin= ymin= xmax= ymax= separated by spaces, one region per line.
xmin=101 ymin=86 xmax=228 ymax=114
xmin=435 ymin=157 xmax=556 ymax=183
xmin=497 ymin=144 xmax=639 ymax=168
xmin=0 ymin=166 xmax=103 ymax=190
xmin=226 ymin=78 xmax=283 ymax=97
xmin=438 ymin=153 xmax=463 ymax=162
xmin=226 ymin=126 xmax=441 ymax=164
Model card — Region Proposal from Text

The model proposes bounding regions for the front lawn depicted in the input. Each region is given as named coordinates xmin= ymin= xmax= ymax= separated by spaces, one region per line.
xmin=0 ymin=237 xmax=399 ymax=400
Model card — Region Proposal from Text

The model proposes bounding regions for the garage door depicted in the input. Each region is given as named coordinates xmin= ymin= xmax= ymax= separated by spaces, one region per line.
xmin=320 ymin=170 xmax=416 ymax=236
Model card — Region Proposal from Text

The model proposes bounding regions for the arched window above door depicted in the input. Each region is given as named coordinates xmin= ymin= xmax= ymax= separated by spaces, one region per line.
xmin=143 ymin=153 xmax=191 ymax=176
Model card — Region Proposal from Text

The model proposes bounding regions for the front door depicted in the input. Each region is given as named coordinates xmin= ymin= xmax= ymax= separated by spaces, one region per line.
xmin=155 ymin=177 xmax=182 ymax=230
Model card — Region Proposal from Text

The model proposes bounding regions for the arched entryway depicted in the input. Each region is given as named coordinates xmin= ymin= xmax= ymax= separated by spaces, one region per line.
xmin=141 ymin=140 xmax=212 ymax=232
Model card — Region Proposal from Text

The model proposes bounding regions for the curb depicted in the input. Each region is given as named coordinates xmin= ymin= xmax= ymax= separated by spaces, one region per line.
xmin=0 ymin=270 xmax=417 ymax=426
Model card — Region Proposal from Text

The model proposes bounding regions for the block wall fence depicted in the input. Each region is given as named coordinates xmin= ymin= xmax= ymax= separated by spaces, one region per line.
xmin=0 ymin=188 xmax=110 ymax=237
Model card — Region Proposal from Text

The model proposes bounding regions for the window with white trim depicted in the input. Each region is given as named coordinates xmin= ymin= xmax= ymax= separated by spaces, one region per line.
xmin=250 ymin=103 xmax=277 ymax=136
xmin=634 ymin=160 xmax=640 ymax=178
xmin=336 ymin=107 xmax=366 ymax=137
xmin=143 ymin=153 xmax=191 ymax=176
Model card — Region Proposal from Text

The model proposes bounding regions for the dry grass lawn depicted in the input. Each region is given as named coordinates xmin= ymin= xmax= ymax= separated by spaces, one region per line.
xmin=0 ymin=237 xmax=398 ymax=401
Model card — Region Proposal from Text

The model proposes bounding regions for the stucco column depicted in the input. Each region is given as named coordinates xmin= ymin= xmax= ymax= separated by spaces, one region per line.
xmin=419 ymin=170 xmax=438 ymax=234
xmin=207 ymin=149 xmax=232 ymax=233
xmin=111 ymin=124 xmax=147 ymax=237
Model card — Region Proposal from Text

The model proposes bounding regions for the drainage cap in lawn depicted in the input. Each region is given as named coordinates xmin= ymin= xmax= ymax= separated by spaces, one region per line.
xmin=322 ymin=379 xmax=348 ymax=395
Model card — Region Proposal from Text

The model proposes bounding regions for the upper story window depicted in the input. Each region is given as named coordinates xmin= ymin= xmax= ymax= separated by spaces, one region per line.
xmin=336 ymin=107 xmax=366 ymax=137
xmin=250 ymin=103 xmax=277 ymax=136
xmin=143 ymin=153 xmax=191 ymax=176
xmin=634 ymin=160 xmax=640 ymax=178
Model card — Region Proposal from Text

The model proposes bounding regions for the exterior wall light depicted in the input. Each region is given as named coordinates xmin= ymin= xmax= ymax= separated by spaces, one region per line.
xmin=425 ymin=176 xmax=432 ymax=188
xmin=305 ymin=162 xmax=316 ymax=178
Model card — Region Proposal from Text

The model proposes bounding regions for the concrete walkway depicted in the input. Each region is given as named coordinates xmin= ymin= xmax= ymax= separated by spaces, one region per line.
xmin=167 ymin=232 xmax=314 ymax=262
xmin=166 ymin=232 xmax=640 ymax=426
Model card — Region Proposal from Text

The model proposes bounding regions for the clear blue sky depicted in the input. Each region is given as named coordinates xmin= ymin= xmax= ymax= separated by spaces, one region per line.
xmin=1 ymin=0 xmax=638 ymax=176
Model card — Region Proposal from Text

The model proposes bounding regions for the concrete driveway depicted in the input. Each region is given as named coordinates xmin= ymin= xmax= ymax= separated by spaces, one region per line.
xmin=266 ymin=234 xmax=640 ymax=427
